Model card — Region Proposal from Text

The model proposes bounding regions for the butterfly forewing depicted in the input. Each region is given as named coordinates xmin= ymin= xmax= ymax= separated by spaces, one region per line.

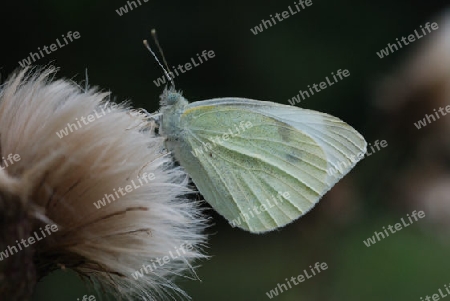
xmin=176 ymin=101 xmax=336 ymax=232
xmin=162 ymin=95 xmax=367 ymax=233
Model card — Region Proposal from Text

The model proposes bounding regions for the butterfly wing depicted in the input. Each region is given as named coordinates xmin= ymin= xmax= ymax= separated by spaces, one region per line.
xmin=174 ymin=98 xmax=366 ymax=233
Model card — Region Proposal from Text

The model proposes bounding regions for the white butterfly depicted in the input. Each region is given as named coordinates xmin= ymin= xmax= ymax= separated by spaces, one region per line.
xmin=158 ymin=88 xmax=367 ymax=233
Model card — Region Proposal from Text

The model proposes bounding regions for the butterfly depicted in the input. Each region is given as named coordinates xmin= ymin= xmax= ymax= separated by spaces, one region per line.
xmin=157 ymin=88 xmax=366 ymax=233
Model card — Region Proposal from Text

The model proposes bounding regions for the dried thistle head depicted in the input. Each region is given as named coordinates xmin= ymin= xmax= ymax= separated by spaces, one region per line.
xmin=0 ymin=67 xmax=208 ymax=300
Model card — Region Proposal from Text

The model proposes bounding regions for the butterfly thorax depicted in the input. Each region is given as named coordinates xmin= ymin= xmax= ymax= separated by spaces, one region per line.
xmin=159 ymin=91 xmax=189 ymax=152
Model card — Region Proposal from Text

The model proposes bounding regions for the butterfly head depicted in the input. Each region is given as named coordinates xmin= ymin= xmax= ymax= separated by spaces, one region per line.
xmin=160 ymin=87 xmax=185 ymax=106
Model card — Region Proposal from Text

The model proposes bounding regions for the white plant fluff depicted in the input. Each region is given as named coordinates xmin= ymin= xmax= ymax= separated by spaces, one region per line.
xmin=0 ymin=67 xmax=208 ymax=300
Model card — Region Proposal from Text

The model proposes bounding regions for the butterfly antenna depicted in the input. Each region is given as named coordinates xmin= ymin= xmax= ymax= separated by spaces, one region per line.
xmin=151 ymin=29 xmax=172 ymax=82
xmin=143 ymin=31 xmax=175 ymax=88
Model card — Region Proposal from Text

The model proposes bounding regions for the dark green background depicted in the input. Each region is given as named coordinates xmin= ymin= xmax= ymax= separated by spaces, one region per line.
xmin=1 ymin=0 xmax=449 ymax=300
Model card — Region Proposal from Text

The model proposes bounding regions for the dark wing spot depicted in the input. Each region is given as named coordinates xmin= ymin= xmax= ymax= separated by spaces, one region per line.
xmin=277 ymin=125 xmax=292 ymax=142
xmin=286 ymin=153 xmax=301 ymax=164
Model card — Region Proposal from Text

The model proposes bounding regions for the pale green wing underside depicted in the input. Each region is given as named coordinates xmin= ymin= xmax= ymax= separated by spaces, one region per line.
xmin=177 ymin=98 xmax=367 ymax=233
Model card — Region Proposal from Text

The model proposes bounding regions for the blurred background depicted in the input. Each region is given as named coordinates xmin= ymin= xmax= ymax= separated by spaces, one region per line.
xmin=2 ymin=0 xmax=450 ymax=300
